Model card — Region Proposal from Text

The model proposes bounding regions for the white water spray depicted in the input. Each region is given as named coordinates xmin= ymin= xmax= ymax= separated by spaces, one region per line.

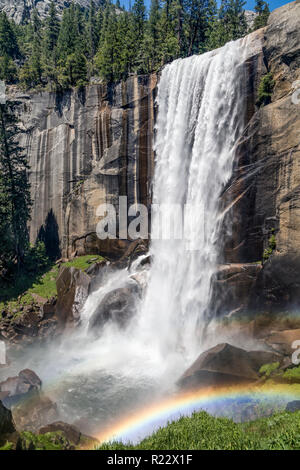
xmin=80 ymin=35 xmax=262 ymax=382
xmin=135 ymin=37 xmax=255 ymax=369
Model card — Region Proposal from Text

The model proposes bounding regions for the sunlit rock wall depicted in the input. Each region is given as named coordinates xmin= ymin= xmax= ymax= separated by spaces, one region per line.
xmin=16 ymin=76 xmax=157 ymax=257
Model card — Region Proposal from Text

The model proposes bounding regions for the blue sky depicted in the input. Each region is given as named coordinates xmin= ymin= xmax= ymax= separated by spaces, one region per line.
xmin=119 ymin=0 xmax=292 ymax=12
xmin=244 ymin=0 xmax=291 ymax=10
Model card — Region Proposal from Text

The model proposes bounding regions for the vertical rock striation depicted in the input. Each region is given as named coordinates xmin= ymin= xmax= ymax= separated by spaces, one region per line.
xmin=224 ymin=1 xmax=300 ymax=313
xmin=16 ymin=75 xmax=156 ymax=258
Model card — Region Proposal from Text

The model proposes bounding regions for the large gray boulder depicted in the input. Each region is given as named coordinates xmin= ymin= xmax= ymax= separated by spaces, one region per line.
xmin=0 ymin=369 xmax=42 ymax=407
xmin=12 ymin=394 xmax=59 ymax=433
xmin=88 ymin=282 xmax=140 ymax=335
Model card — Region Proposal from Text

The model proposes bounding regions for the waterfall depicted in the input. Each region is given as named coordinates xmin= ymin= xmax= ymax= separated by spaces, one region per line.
xmin=4 ymin=34 xmax=262 ymax=435
xmin=134 ymin=36 xmax=255 ymax=371
xmin=77 ymin=35 xmax=262 ymax=386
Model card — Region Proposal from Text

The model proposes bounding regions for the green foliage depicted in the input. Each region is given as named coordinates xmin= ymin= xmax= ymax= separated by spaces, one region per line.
xmin=257 ymin=72 xmax=275 ymax=107
xmin=0 ymin=102 xmax=32 ymax=270
xmin=1 ymin=0 xmax=251 ymax=89
xmin=282 ymin=366 xmax=300 ymax=384
xmin=0 ymin=254 xmax=105 ymax=308
xmin=17 ymin=431 xmax=71 ymax=450
xmin=97 ymin=410 xmax=300 ymax=450
xmin=23 ymin=241 xmax=51 ymax=274
xmin=259 ymin=362 xmax=280 ymax=377
xmin=263 ymin=232 xmax=276 ymax=261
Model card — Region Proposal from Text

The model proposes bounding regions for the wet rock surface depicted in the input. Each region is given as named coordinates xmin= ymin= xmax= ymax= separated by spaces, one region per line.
xmin=88 ymin=281 xmax=141 ymax=334
xmin=179 ymin=343 xmax=282 ymax=390
xmin=0 ymin=400 xmax=15 ymax=435
xmin=0 ymin=369 xmax=42 ymax=408
xmin=55 ymin=266 xmax=91 ymax=328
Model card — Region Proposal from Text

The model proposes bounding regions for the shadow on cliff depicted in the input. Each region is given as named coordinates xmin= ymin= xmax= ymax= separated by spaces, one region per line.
xmin=37 ymin=209 xmax=61 ymax=261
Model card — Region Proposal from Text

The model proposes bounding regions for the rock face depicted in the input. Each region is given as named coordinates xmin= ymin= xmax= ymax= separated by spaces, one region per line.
xmin=0 ymin=298 xmax=58 ymax=345
xmin=15 ymin=76 xmax=156 ymax=259
xmin=12 ymin=394 xmax=59 ymax=432
xmin=178 ymin=343 xmax=280 ymax=389
xmin=38 ymin=421 xmax=81 ymax=445
xmin=0 ymin=0 xmax=103 ymax=24
xmin=88 ymin=281 xmax=141 ymax=334
xmin=222 ymin=1 xmax=300 ymax=314
xmin=0 ymin=369 xmax=42 ymax=407
xmin=55 ymin=266 xmax=90 ymax=328
xmin=286 ymin=400 xmax=300 ymax=412
xmin=0 ymin=400 xmax=15 ymax=435
xmin=211 ymin=263 xmax=262 ymax=317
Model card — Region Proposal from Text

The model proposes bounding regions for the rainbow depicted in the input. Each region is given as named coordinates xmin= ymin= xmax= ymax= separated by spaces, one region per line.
xmin=94 ymin=384 xmax=300 ymax=447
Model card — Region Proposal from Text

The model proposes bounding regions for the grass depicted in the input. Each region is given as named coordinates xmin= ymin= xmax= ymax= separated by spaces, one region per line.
xmin=259 ymin=362 xmax=280 ymax=378
xmin=0 ymin=254 xmax=105 ymax=316
xmin=282 ymin=366 xmax=300 ymax=384
xmin=97 ymin=410 xmax=300 ymax=450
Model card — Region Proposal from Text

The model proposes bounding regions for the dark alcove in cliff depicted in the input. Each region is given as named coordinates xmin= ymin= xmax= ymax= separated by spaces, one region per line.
xmin=37 ymin=209 xmax=61 ymax=261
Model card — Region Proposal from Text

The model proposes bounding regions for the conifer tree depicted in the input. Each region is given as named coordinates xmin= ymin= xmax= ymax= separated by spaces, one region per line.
xmin=0 ymin=102 xmax=31 ymax=268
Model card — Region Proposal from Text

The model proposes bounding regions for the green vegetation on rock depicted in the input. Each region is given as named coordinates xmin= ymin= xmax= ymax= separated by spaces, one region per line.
xmin=263 ymin=232 xmax=276 ymax=261
xmin=0 ymin=254 xmax=104 ymax=315
xmin=259 ymin=362 xmax=280 ymax=378
xmin=257 ymin=72 xmax=275 ymax=107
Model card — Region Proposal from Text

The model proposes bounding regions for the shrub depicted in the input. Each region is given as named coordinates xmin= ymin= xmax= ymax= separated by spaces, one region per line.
xmin=263 ymin=233 xmax=276 ymax=261
xmin=257 ymin=73 xmax=275 ymax=106
xmin=259 ymin=362 xmax=280 ymax=378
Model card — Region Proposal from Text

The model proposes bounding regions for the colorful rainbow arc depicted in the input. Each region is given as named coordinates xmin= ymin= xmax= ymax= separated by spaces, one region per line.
xmin=92 ymin=383 xmax=299 ymax=448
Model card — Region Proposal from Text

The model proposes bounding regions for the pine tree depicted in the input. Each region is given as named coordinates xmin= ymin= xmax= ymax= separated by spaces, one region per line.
xmin=0 ymin=12 xmax=19 ymax=59
xmin=44 ymin=1 xmax=60 ymax=52
xmin=0 ymin=103 xmax=31 ymax=268
xmin=253 ymin=0 xmax=270 ymax=30
xmin=42 ymin=1 xmax=60 ymax=87
xmin=86 ymin=0 xmax=99 ymax=58
xmin=96 ymin=7 xmax=122 ymax=81
xmin=19 ymin=10 xmax=43 ymax=89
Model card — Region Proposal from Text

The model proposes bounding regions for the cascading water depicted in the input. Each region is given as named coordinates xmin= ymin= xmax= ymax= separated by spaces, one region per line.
xmin=135 ymin=37 xmax=251 ymax=370
xmin=1 ymin=34 xmax=262 ymax=437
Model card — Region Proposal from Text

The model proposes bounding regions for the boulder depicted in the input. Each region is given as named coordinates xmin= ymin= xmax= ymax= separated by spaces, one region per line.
xmin=12 ymin=394 xmax=59 ymax=433
xmin=18 ymin=369 xmax=42 ymax=390
xmin=178 ymin=343 xmax=281 ymax=390
xmin=85 ymin=260 xmax=106 ymax=277
xmin=55 ymin=266 xmax=91 ymax=328
xmin=0 ymin=400 xmax=15 ymax=435
xmin=286 ymin=400 xmax=300 ymax=413
xmin=0 ymin=369 xmax=42 ymax=406
xmin=264 ymin=329 xmax=300 ymax=355
xmin=88 ymin=282 xmax=140 ymax=334
xmin=39 ymin=421 xmax=81 ymax=445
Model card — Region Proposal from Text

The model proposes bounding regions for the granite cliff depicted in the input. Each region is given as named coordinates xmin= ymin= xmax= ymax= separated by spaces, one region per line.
xmin=0 ymin=0 xmax=103 ymax=23
xmin=10 ymin=1 xmax=300 ymax=313
xmin=14 ymin=75 xmax=156 ymax=258
xmin=223 ymin=1 xmax=300 ymax=314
